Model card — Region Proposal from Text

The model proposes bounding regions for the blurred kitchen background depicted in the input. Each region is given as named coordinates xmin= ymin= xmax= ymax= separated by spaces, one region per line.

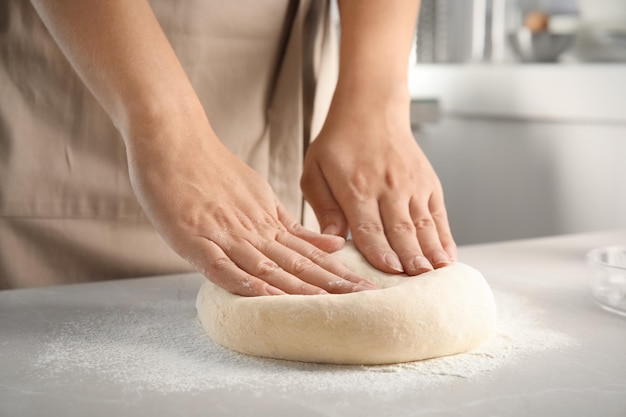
xmin=409 ymin=0 xmax=626 ymax=245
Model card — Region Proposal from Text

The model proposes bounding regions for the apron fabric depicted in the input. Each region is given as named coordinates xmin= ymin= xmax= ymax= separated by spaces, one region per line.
xmin=0 ymin=0 xmax=337 ymax=289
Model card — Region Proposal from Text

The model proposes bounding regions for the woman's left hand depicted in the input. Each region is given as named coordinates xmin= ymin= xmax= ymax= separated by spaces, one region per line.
xmin=301 ymin=89 xmax=457 ymax=276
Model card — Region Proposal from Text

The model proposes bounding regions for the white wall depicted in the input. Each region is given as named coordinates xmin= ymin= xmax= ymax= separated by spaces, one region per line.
xmin=415 ymin=117 xmax=626 ymax=245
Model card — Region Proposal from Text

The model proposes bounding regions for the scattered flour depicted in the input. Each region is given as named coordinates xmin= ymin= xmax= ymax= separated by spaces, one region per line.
xmin=33 ymin=290 xmax=575 ymax=394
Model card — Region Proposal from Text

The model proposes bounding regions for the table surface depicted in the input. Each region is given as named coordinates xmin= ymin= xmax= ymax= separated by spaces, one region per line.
xmin=2 ymin=230 xmax=626 ymax=417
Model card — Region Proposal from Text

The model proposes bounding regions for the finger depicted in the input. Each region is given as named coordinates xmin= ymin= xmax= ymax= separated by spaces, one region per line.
xmin=274 ymin=231 xmax=378 ymax=291
xmin=276 ymin=200 xmax=344 ymax=254
xmin=223 ymin=237 xmax=328 ymax=295
xmin=344 ymin=199 xmax=404 ymax=274
xmin=192 ymin=238 xmax=285 ymax=297
xmin=300 ymin=162 xmax=349 ymax=238
xmin=379 ymin=196 xmax=433 ymax=276
xmin=409 ymin=197 xmax=452 ymax=269
xmin=429 ymin=192 xmax=458 ymax=261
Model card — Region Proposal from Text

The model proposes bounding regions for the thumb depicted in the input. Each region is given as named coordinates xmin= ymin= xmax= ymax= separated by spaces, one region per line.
xmin=301 ymin=164 xmax=349 ymax=238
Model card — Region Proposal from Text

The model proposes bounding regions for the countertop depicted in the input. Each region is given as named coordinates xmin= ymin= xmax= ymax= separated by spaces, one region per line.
xmin=2 ymin=230 xmax=626 ymax=416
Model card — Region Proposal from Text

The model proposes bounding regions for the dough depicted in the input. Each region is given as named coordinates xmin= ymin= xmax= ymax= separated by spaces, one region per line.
xmin=196 ymin=241 xmax=497 ymax=365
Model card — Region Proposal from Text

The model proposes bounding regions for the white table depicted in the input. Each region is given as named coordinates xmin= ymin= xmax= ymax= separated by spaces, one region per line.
xmin=2 ymin=230 xmax=625 ymax=416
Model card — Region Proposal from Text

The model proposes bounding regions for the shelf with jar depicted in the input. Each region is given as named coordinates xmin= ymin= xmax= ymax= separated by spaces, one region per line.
xmin=415 ymin=0 xmax=626 ymax=65
xmin=409 ymin=1 xmax=626 ymax=124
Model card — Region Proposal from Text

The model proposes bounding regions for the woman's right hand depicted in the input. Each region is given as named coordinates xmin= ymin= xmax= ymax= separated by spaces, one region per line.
xmin=30 ymin=0 xmax=375 ymax=296
xmin=125 ymin=108 xmax=377 ymax=296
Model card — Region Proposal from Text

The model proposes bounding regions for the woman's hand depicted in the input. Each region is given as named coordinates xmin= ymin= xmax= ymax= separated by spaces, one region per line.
xmin=301 ymin=89 xmax=457 ymax=276
xmin=126 ymin=110 xmax=377 ymax=296
xmin=301 ymin=0 xmax=457 ymax=276
xmin=30 ymin=0 xmax=377 ymax=296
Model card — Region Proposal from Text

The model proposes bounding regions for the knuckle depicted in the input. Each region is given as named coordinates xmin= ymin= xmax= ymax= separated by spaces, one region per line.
xmin=355 ymin=221 xmax=384 ymax=235
xmin=414 ymin=217 xmax=436 ymax=231
xmin=327 ymin=279 xmax=354 ymax=293
xmin=384 ymin=168 xmax=397 ymax=188
xmin=290 ymin=256 xmax=314 ymax=274
xmin=283 ymin=218 xmax=302 ymax=234
xmin=344 ymin=175 xmax=379 ymax=204
xmin=348 ymin=171 xmax=369 ymax=197
xmin=307 ymin=248 xmax=329 ymax=265
xmin=390 ymin=221 xmax=416 ymax=235
xmin=298 ymin=283 xmax=316 ymax=295
xmin=180 ymin=209 xmax=206 ymax=232
xmin=261 ymin=211 xmax=278 ymax=227
xmin=255 ymin=260 xmax=281 ymax=278
xmin=237 ymin=213 xmax=262 ymax=232
xmin=207 ymin=256 xmax=233 ymax=274
xmin=430 ymin=206 xmax=449 ymax=221
xmin=235 ymin=276 xmax=257 ymax=295
xmin=182 ymin=203 xmax=226 ymax=232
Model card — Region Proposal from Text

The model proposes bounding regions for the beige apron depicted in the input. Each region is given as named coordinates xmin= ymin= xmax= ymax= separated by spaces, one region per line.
xmin=0 ymin=0 xmax=337 ymax=289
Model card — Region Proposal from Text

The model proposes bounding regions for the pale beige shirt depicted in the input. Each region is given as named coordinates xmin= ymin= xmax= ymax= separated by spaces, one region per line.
xmin=0 ymin=0 xmax=337 ymax=289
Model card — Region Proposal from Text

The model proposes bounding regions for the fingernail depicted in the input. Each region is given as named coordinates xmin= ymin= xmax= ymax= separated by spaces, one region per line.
xmin=358 ymin=280 xmax=379 ymax=290
xmin=353 ymin=284 xmax=376 ymax=292
xmin=412 ymin=256 xmax=433 ymax=273
xmin=322 ymin=224 xmax=340 ymax=235
xmin=432 ymin=251 xmax=451 ymax=267
xmin=265 ymin=286 xmax=287 ymax=296
xmin=383 ymin=253 xmax=404 ymax=273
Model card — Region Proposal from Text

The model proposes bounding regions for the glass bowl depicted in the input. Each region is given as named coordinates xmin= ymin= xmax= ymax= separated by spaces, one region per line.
xmin=587 ymin=246 xmax=626 ymax=316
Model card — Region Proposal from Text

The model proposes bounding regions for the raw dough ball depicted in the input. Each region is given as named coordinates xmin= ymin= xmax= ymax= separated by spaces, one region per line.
xmin=196 ymin=242 xmax=497 ymax=365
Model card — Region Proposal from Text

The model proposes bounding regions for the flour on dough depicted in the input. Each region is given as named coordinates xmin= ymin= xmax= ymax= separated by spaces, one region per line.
xmin=196 ymin=241 xmax=497 ymax=365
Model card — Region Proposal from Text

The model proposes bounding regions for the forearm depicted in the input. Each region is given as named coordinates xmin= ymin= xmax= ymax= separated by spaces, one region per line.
xmin=30 ymin=0 xmax=206 ymax=142
xmin=335 ymin=0 xmax=420 ymax=99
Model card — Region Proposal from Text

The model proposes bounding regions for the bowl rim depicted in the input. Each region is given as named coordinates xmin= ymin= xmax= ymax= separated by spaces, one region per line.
xmin=586 ymin=245 xmax=626 ymax=271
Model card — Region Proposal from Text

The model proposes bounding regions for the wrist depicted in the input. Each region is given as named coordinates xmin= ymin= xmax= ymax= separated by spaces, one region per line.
xmin=118 ymin=91 xmax=216 ymax=150
xmin=334 ymin=75 xmax=410 ymax=104
xmin=120 ymin=103 xmax=227 ymax=176
xmin=328 ymin=75 xmax=411 ymax=124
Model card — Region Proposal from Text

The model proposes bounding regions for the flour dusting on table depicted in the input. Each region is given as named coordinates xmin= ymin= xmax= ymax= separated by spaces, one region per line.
xmin=33 ymin=291 xmax=574 ymax=394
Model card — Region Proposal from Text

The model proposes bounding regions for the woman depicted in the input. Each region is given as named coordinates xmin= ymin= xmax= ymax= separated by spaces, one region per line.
xmin=0 ymin=0 xmax=456 ymax=294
